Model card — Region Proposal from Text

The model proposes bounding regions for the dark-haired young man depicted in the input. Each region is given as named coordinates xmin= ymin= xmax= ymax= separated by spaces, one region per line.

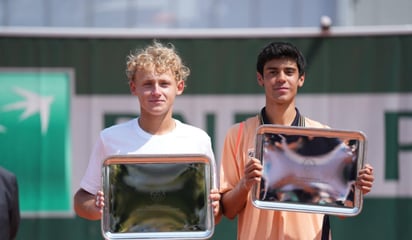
xmin=219 ymin=41 xmax=374 ymax=240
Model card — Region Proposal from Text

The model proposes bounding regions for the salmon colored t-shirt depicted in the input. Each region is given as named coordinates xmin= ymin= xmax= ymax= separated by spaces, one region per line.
xmin=220 ymin=115 xmax=329 ymax=240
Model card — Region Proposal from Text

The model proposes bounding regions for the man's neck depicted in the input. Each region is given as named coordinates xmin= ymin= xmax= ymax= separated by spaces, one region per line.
xmin=138 ymin=113 xmax=176 ymax=135
xmin=264 ymin=103 xmax=297 ymax=126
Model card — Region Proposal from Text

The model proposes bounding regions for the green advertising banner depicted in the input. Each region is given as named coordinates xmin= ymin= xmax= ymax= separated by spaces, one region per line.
xmin=0 ymin=71 xmax=71 ymax=215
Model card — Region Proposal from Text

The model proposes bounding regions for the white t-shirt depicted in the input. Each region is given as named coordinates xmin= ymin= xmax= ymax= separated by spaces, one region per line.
xmin=80 ymin=118 xmax=216 ymax=195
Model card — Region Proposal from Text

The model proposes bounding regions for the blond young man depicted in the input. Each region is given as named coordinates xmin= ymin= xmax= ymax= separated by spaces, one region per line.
xmin=219 ymin=41 xmax=374 ymax=240
xmin=74 ymin=41 xmax=221 ymax=223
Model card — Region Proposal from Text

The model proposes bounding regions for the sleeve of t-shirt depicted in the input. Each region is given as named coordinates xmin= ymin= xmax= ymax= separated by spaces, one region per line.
xmin=219 ymin=125 xmax=242 ymax=194
xmin=79 ymin=134 xmax=106 ymax=195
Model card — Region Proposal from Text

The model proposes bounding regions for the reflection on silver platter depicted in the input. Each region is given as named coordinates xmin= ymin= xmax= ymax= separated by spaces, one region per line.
xmin=251 ymin=125 xmax=367 ymax=216
xmin=101 ymin=154 xmax=215 ymax=239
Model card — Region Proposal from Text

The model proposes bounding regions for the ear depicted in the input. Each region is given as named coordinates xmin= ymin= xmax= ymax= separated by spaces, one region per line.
xmin=176 ymin=80 xmax=185 ymax=95
xmin=129 ymin=81 xmax=137 ymax=95
xmin=298 ymin=74 xmax=305 ymax=87
xmin=256 ymin=72 xmax=264 ymax=86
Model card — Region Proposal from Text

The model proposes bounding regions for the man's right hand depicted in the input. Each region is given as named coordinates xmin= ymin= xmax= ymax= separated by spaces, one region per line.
xmin=241 ymin=157 xmax=263 ymax=191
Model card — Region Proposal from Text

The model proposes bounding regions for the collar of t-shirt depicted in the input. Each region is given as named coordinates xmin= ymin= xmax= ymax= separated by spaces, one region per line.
xmin=259 ymin=107 xmax=301 ymax=126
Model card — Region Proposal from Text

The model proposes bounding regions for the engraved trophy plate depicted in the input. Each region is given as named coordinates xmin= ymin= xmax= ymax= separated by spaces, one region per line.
xmin=251 ymin=125 xmax=367 ymax=216
xmin=101 ymin=154 xmax=215 ymax=239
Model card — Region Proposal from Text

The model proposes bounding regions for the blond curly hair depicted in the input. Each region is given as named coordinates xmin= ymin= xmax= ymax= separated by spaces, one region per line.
xmin=126 ymin=41 xmax=190 ymax=87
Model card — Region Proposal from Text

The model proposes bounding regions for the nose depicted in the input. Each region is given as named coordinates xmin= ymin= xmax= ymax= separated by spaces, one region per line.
xmin=276 ymin=71 xmax=287 ymax=83
xmin=151 ymin=84 xmax=161 ymax=96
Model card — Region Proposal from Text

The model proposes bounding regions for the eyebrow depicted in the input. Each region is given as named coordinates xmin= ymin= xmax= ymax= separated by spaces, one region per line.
xmin=265 ymin=66 xmax=297 ymax=71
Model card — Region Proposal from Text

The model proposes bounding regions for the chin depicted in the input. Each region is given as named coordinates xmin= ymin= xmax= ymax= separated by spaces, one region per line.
xmin=149 ymin=109 xmax=170 ymax=116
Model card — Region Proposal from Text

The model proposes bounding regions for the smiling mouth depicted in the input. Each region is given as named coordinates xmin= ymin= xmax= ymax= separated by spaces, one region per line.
xmin=148 ymin=100 xmax=164 ymax=105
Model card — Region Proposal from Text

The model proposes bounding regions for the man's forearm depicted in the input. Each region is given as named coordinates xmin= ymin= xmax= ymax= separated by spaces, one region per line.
xmin=221 ymin=180 xmax=250 ymax=219
xmin=73 ymin=189 xmax=101 ymax=220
